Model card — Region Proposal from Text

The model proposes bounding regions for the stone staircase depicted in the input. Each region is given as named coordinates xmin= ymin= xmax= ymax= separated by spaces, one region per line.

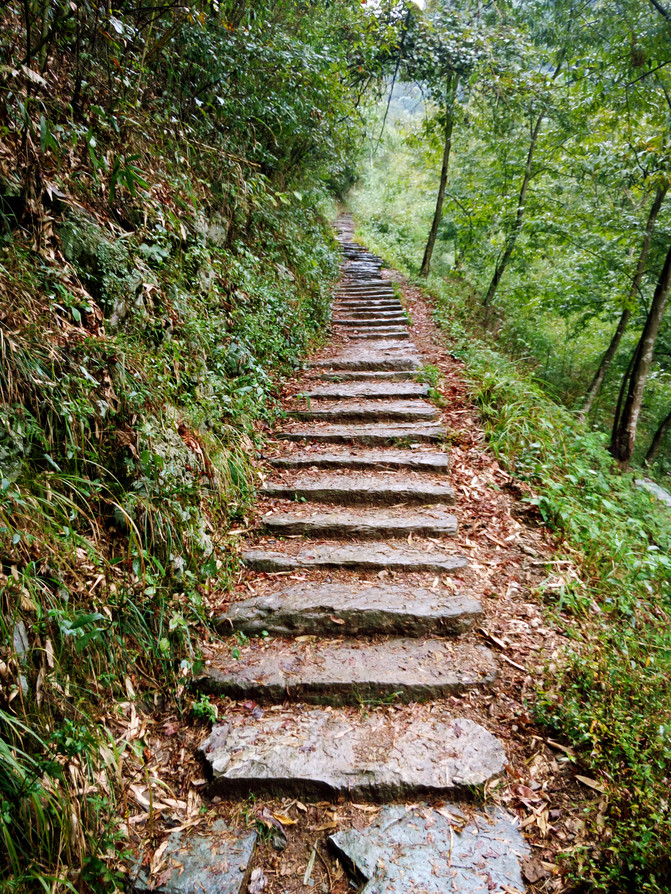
xmin=136 ymin=216 xmax=528 ymax=892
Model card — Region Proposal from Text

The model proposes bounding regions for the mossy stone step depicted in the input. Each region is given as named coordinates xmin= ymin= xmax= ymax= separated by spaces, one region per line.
xmin=200 ymin=709 xmax=505 ymax=800
xmin=216 ymin=582 xmax=480 ymax=637
xmin=199 ymin=638 xmax=496 ymax=705
xmin=242 ymin=543 xmax=468 ymax=573
xmin=261 ymin=472 xmax=455 ymax=505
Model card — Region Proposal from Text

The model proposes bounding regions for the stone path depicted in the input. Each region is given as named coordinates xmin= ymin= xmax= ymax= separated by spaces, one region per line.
xmin=137 ymin=216 xmax=529 ymax=892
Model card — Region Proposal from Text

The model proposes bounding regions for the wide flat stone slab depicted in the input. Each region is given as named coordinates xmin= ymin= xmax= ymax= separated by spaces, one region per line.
xmin=336 ymin=288 xmax=394 ymax=295
xmin=321 ymin=370 xmax=416 ymax=381
xmin=336 ymin=303 xmax=401 ymax=312
xmin=268 ymin=448 xmax=449 ymax=471
xmin=330 ymin=805 xmax=529 ymax=894
xmin=310 ymin=345 xmax=421 ymax=372
xmin=291 ymin=399 xmax=439 ymax=424
xmin=279 ymin=422 xmax=446 ymax=445
xmin=200 ymin=710 xmax=505 ymax=800
xmin=349 ymin=328 xmax=410 ymax=340
xmin=262 ymin=505 xmax=458 ymax=538
xmin=131 ymin=819 xmax=256 ymax=893
xmin=335 ymin=317 xmax=407 ymax=326
xmin=216 ymin=583 xmax=482 ymax=637
xmin=201 ymin=639 xmax=496 ymax=705
xmin=261 ymin=473 xmax=454 ymax=505
xmin=305 ymin=382 xmax=428 ymax=399
xmin=243 ymin=543 xmax=468 ymax=573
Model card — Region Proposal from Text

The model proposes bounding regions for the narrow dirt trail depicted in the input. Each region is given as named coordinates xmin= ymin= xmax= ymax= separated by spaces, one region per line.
xmin=135 ymin=217 xmax=582 ymax=893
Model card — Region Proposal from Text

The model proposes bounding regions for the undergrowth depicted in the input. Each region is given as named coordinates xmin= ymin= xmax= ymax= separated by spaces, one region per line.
xmin=354 ymin=223 xmax=671 ymax=893
xmin=0 ymin=201 xmax=338 ymax=891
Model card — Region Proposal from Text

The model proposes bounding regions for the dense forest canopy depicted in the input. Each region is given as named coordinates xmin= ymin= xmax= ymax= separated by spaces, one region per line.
xmin=1 ymin=0 xmax=671 ymax=891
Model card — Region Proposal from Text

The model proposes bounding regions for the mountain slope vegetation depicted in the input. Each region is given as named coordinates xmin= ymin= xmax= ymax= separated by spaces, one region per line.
xmin=0 ymin=1 xmax=397 ymax=889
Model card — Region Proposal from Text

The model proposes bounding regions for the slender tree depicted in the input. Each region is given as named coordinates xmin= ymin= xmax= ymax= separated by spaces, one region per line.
xmin=482 ymin=55 xmax=563 ymax=308
xmin=419 ymin=72 xmax=459 ymax=276
xmin=579 ymin=183 xmax=668 ymax=421
xmin=644 ymin=406 xmax=671 ymax=466
xmin=610 ymin=241 xmax=671 ymax=464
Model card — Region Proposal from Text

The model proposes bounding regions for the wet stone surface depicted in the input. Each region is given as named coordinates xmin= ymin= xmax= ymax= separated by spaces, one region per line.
xmin=132 ymin=819 xmax=256 ymax=894
xmin=242 ymin=542 xmax=469 ymax=573
xmin=200 ymin=638 xmax=496 ymax=704
xmin=330 ymin=805 xmax=529 ymax=894
xmin=200 ymin=710 xmax=506 ymax=800
xmin=216 ymin=583 xmax=482 ymax=637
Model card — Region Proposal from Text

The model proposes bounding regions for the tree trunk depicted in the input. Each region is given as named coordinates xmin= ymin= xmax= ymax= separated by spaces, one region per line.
xmin=419 ymin=73 xmax=458 ymax=278
xmin=579 ymin=183 xmax=668 ymax=421
xmin=644 ymin=407 xmax=671 ymax=466
xmin=482 ymin=111 xmax=543 ymax=307
xmin=609 ymin=241 xmax=671 ymax=465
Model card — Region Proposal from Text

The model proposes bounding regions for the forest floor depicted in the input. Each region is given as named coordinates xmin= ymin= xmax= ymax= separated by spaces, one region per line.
xmin=127 ymin=222 xmax=596 ymax=894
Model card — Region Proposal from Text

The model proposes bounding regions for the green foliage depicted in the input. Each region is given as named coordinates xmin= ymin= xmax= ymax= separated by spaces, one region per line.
xmin=0 ymin=0 xmax=399 ymax=889
xmin=192 ymin=694 xmax=218 ymax=724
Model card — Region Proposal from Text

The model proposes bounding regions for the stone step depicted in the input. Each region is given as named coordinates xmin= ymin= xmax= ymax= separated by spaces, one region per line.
xmin=262 ymin=505 xmax=457 ymax=538
xmin=336 ymin=299 xmax=399 ymax=307
xmin=320 ymin=370 xmax=416 ymax=381
xmin=217 ymin=583 xmax=480 ymax=637
xmin=200 ymin=639 xmax=496 ymax=705
xmin=336 ymin=300 xmax=397 ymax=307
xmin=309 ymin=346 xmax=421 ymax=372
xmin=336 ymin=285 xmax=393 ymax=292
xmin=335 ymin=310 xmax=404 ymax=319
xmin=290 ymin=399 xmax=439 ymax=423
xmin=200 ymin=708 xmax=505 ymax=800
xmin=349 ymin=328 xmax=410 ymax=340
xmin=242 ymin=543 xmax=468 ymax=573
xmin=261 ymin=473 xmax=455 ymax=505
xmin=304 ymin=383 xmax=428 ymax=399
xmin=268 ymin=448 xmax=449 ymax=472
xmin=330 ymin=805 xmax=528 ymax=894
xmin=279 ymin=422 xmax=446 ymax=445
xmin=131 ymin=820 xmax=256 ymax=893
xmin=335 ymin=317 xmax=407 ymax=327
